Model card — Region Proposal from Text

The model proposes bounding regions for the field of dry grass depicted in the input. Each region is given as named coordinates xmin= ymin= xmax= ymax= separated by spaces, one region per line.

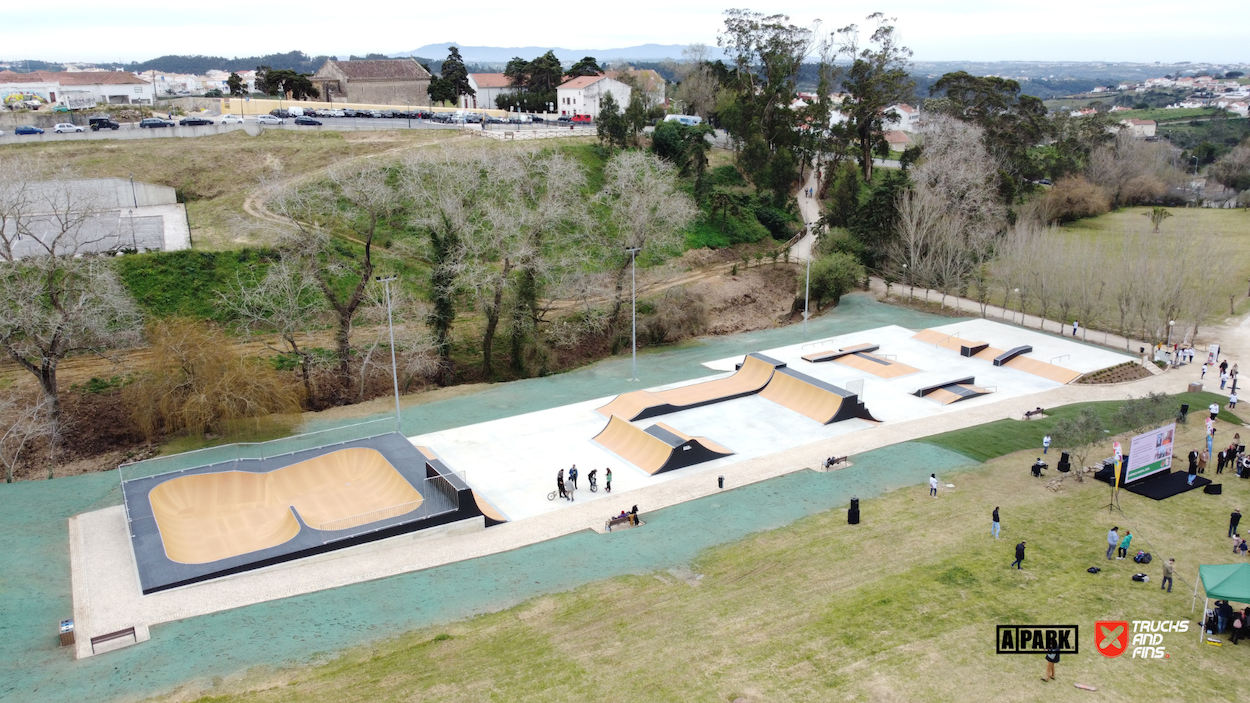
xmin=174 ymin=413 xmax=1250 ymax=703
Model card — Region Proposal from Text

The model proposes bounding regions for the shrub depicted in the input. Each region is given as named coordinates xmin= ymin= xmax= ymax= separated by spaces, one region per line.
xmin=801 ymin=252 xmax=866 ymax=311
xmin=815 ymin=227 xmax=866 ymax=262
xmin=710 ymin=164 xmax=747 ymax=187
xmin=1028 ymin=175 xmax=1111 ymax=224
xmin=640 ymin=288 xmax=707 ymax=345
xmin=752 ymin=203 xmax=796 ymax=240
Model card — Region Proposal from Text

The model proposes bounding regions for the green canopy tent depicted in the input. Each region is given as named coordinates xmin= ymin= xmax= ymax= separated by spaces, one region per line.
xmin=1192 ymin=563 xmax=1250 ymax=643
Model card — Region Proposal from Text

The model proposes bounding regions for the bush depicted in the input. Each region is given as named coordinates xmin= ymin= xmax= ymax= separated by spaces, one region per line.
xmin=685 ymin=211 xmax=770 ymax=249
xmin=710 ymin=164 xmax=747 ymax=187
xmin=640 ymin=288 xmax=708 ymax=345
xmin=1028 ymin=175 xmax=1111 ymax=224
xmin=801 ymin=252 xmax=865 ymax=311
xmin=814 ymin=227 xmax=866 ymax=262
xmin=752 ymin=203 xmax=796 ymax=240
xmin=650 ymin=120 xmax=686 ymax=163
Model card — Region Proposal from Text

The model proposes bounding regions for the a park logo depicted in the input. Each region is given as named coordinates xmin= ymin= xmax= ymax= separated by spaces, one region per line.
xmin=996 ymin=625 xmax=1079 ymax=654
xmin=1095 ymin=621 xmax=1130 ymax=658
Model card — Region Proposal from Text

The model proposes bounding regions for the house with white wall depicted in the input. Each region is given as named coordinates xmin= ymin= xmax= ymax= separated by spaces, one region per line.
xmin=555 ymin=75 xmax=631 ymax=118
xmin=0 ymin=69 xmax=153 ymax=106
xmin=885 ymin=103 xmax=918 ymax=132
xmin=462 ymin=73 xmax=517 ymax=110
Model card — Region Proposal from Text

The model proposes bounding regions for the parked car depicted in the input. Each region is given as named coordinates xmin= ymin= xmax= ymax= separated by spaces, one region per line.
xmin=255 ymin=114 xmax=283 ymax=125
xmin=328 ymin=109 xmax=345 ymax=118
xmin=529 ymin=114 xmax=544 ymax=123
xmin=556 ymin=115 xmax=572 ymax=124
xmin=219 ymin=114 xmax=244 ymax=125
xmin=380 ymin=110 xmax=395 ymax=118
xmin=139 ymin=118 xmax=174 ymax=128
xmin=53 ymin=123 xmax=85 ymax=133
xmin=571 ymin=114 xmax=593 ymax=124
xmin=89 ymin=116 xmax=120 ymax=131
xmin=342 ymin=109 xmax=359 ymax=118
xmin=179 ymin=116 xmax=214 ymax=126
xmin=269 ymin=109 xmax=290 ymax=118
xmin=367 ymin=110 xmax=382 ymax=118
xmin=53 ymin=105 xmax=71 ymax=113
xmin=15 ymin=125 xmax=45 ymax=135
xmin=294 ymin=116 xmax=322 ymax=126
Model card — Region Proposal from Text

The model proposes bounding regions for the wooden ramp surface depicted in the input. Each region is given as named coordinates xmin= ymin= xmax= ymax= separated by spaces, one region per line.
xmin=925 ymin=384 xmax=993 ymax=405
xmin=149 ymin=447 xmax=422 ymax=564
xmin=911 ymin=328 xmax=1081 ymax=384
xmin=758 ymin=367 xmax=877 ymax=424
xmin=596 ymin=353 xmax=781 ymax=421
xmin=592 ymin=416 xmax=733 ymax=475
xmin=834 ymin=351 xmax=921 ymax=378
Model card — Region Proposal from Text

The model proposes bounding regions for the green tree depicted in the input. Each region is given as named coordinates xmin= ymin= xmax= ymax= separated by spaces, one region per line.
xmin=1144 ymin=206 xmax=1172 ymax=233
xmin=566 ymin=56 xmax=602 ymax=78
xmin=596 ymin=92 xmax=627 ymax=150
xmin=256 ymin=68 xmax=320 ymax=100
xmin=623 ymin=91 xmax=648 ymax=141
xmin=823 ymin=161 xmax=862 ymax=229
xmin=834 ymin=13 xmax=914 ymax=182
xmin=803 ymin=252 xmax=866 ymax=310
xmin=439 ymin=46 xmax=474 ymax=102
xmin=1049 ymin=407 xmax=1106 ymax=480
xmin=849 ymin=168 xmax=910 ymax=268
xmin=226 ymin=72 xmax=246 ymax=97
xmin=1194 ymin=141 xmax=1219 ymax=165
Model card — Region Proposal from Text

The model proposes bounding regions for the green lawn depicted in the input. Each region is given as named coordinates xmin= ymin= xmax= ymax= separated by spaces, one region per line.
xmin=1110 ymin=107 xmax=1221 ymax=123
xmin=176 ymin=403 xmax=1250 ymax=702
xmin=918 ymin=391 xmax=1240 ymax=462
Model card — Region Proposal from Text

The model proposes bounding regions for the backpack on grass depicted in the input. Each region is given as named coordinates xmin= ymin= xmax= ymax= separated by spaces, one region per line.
xmin=1087 ymin=567 xmax=1101 ymax=574
xmin=1132 ymin=573 xmax=1149 ymax=582
xmin=1134 ymin=551 xmax=1152 ymax=564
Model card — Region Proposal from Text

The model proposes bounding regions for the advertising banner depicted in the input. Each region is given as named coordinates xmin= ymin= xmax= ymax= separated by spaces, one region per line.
xmin=1126 ymin=423 xmax=1175 ymax=483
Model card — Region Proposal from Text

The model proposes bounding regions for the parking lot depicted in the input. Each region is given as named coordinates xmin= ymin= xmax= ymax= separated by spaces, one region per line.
xmin=0 ymin=112 xmax=598 ymax=144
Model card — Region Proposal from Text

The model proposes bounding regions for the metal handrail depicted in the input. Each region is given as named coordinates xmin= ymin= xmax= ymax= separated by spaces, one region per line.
xmin=1051 ymin=355 xmax=1071 ymax=364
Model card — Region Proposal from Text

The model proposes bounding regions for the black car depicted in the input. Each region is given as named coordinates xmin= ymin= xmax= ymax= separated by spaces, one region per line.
xmin=139 ymin=118 xmax=174 ymax=128
xmin=380 ymin=110 xmax=395 ymax=118
xmin=269 ymin=109 xmax=291 ymax=118
xmin=14 ymin=125 xmax=44 ymax=135
xmin=88 ymin=116 xmax=120 ymax=131
xmin=294 ymin=116 xmax=323 ymax=126
xmin=342 ymin=109 xmax=359 ymax=118
xmin=529 ymin=115 xmax=545 ymax=123
xmin=179 ymin=116 xmax=214 ymax=126
xmin=556 ymin=115 xmax=572 ymax=124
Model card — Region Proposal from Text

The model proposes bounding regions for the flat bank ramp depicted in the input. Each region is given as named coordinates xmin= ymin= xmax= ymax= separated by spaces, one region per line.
xmin=911 ymin=328 xmax=1081 ymax=384
xmin=912 ymin=377 xmax=993 ymax=404
xmin=596 ymin=353 xmax=784 ymax=421
xmin=592 ymin=416 xmax=734 ymax=475
xmin=758 ymin=367 xmax=878 ymax=424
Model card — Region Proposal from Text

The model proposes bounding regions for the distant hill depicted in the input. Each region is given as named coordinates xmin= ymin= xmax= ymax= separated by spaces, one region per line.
xmin=117 ymin=52 xmax=333 ymax=75
xmin=397 ymin=43 xmax=724 ymax=64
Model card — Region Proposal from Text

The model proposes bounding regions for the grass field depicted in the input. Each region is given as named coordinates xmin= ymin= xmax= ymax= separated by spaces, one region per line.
xmin=3 ymin=129 xmax=458 ymax=250
xmin=176 ymin=401 xmax=1250 ymax=703
xmin=1108 ymin=107 xmax=1221 ymax=123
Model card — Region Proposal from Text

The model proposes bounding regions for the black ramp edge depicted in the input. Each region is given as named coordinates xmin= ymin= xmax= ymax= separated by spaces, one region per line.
xmin=960 ymin=343 xmax=988 ymax=357
xmin=736 ymin=352 xmax=788 ymax=370
xmin=994 ymin=345 xmax=1033 ymax=367
xmin=913 ymin=377 xmax=975 ymax=397
xmin=773 ymin=367 xmax=878 ymax=423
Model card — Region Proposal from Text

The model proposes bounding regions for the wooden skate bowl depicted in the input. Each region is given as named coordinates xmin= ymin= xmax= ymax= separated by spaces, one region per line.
xmin=149 ymin=447 xmax=423 ymax=564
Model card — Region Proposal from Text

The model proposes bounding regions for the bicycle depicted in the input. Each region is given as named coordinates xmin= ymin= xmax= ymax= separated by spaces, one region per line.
xmin=588 ymin=476 xmax=598 ymax=493
xmin=548 ymin=485 xmax=574 ymax=501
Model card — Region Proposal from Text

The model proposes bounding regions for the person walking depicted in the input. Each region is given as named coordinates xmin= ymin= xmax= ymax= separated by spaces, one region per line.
xmin=604 ymin=467 xmax=612 ymax=493
xmin=1220 ymin=359 xmax=1229 ymax=376
xmin=930 ymin=473 xmax=938 ymax=497
xmin=992 ymin=507 xmax=1001 ymax=540
xmin=1202 ymin=362 xmax=1208 ymax=379
xmin=557 ymin=469 xmax=567 ymax=499
xmin=1042 ymin=434 xmax=1051 ymax=454
xmin=1043 ymin=643 xmax=1059 ymax=682
xmin=1218 ymin=449 xmax=1228 ymax=474
xmin=1106 ymin=526 xmax=1119 ymax=560
xmin=1012 ymin=540 xmax=1026 ymax=569
xmin=1072 ymin=320 xmax=1079 ymax=337
xmin=1118 ymin=531 xmax=1133 ymax=559
xmin=1188 ymin=457 xmax=1198 ymax=486
xmin=1230 ymin=392 xmax=1239 ymax=410
xmin=1221 ymin=371 xmax=1229 ymax=390
xmin=1210 ymin=402 xmax=1220 ymax=421
xmin=1161 ymin=558 xmax=1175 ymax=593
xmin=1231 ymin=508 xmax=1242 ymax=539
xmin=568 ymin=465 xmax=579 ymax=490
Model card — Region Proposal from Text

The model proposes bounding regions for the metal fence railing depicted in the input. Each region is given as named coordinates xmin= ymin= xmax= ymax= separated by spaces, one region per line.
xmin=118 ymin=417 xmax=397 ymax=483
xmin=317 ymin=499 xmax=425 ymax=533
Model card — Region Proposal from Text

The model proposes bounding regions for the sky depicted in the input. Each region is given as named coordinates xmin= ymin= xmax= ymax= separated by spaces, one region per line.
xmin=4 ymin=0 xmax=1247 ymax=65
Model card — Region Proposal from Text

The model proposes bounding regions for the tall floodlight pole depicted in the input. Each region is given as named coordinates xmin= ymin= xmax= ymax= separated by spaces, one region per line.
xmin=626 ymin=246 xmax=641 ymax=381
xmin=376 ymin=275 xmax=402 ymax=432
xmin=803 ymin=221 xmax=813 ymax=338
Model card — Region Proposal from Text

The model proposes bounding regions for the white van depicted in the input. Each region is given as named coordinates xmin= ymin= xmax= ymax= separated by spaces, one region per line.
xmin=288 ymin=106 xmax=305 ymax=117
xmin=664 ymin=114 xmax=703 ymax=126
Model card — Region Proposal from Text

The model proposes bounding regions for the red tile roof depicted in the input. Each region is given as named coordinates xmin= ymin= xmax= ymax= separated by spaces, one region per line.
xmin=0 ymin=70 xmax=146 ymax=85
xmin=558 ymin=75 xmax=607 ymax=90
xmin=470 ymin=73 xmax=513 ymax=89
xmin=883 ymin=130 xmax=912 ymax=144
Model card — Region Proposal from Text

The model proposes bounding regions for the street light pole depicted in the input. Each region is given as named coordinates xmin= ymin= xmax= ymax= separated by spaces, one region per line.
xmin=626 ymin=246 xmax=641 ymax=381
xmin=803 ymin=221 xmax=812 ymax=338
xmin=376 ymin=275 xmax=403 ymax=432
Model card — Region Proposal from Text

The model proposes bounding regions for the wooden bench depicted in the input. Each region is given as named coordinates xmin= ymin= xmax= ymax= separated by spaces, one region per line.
xmin=606 ymin=515 xmax=635 ymax=531
xmin=822 ymin=455 xmax=848 ymax=469
xmin=1023 ymin=408 xmax=1045 ymax=420
xmin=504 ymin=131 xmax=514 ymax=140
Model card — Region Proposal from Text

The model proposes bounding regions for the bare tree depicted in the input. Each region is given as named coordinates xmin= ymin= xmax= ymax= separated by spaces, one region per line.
xmin=596 ymin=151 xmax=698 ymax=327
xmin=0 ymin=392 xmax=54 ymax=483
xmin=352 ymin=283 xmax=439 ymax=399
xmin=673 ymin=45 xmax=722 ymax=119
xmin=220 ymin=257 xmax=328 ymax=405
xmin=270 ymin=164 xmax=400 ymax=396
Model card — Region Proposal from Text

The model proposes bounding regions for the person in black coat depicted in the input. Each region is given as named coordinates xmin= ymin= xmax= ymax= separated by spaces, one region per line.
xmin=1232 ymin=508 xmax=1242 ymax=539
xmin=1012 ymin=540 xmax=1026 ymax=569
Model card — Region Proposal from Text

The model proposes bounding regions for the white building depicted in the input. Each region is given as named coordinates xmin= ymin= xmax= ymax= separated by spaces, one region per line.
xmin=885 ymin=103 xmax=919 ymax=132
xmin=462 ymin=73 xmax=517 ymax=110
xmin=1120 ymin=119 xmax=1157 ymax=138
xmin=606 ymin=69 xmax=666 ymax=108
xmin=0 ymin=69 xmax=153 ymax=106
xmin=555 ymin=75 xmax=631 ymax=118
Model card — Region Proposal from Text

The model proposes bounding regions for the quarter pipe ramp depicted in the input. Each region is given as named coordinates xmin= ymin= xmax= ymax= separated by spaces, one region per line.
xmin=596 ymin=353 xmax=785 ymax=421
xmin=592 ymin=416 xmax=734 ymax=475
xmin=758 ymin=367 xmax=879 ymax=424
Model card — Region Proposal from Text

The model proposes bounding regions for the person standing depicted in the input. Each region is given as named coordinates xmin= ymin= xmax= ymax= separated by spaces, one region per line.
xmin=1220 ymin=359 xmax=1229 ymax=376
xmin=604 ymin=467 xmax=612 ymax=493
xmin=1161 ymin=558 xmax=1175 ymax=593
xmin=1221 ymin=370 xmax=1230 ymax=390
xmin=1042 ymin=434 xmax=1051 ymax=454
xmin=1199 ymin=449 xmax=1208 ymax=474
xmin=1043 ymin=643 xmax=1059 ymax=682
xmin=930 ymin=473 xmax=938 ymax=497
xmin=1188 ymin=457 xmax=1198 ymax=486
xmin=1218 ymin=449 xmax=1228 ymax=474
xmin=1072 ymin=320 xmax=1079 ymax=337
xmin=1106 ymin=526 xmax=1119 ymax=560
xmin=1230 ymin=392 xmax=1239 ymax=410
xmin=1231 ymin=508 xmax=1242 ymax=539
xmin=1118 ymin=531 xmax=1133 ymax=559
xmin=1232 ymin=613 xmax=1244 ymax=645
xmin=568 ymin=465 xmax=579 ymax=490
xmin=629 ymin=504 xmax=639 ymax=526
xmin=1012 ymin=540 xmax=1026 ymax=569
xmin=992 ymin=507 xmax=1001 ymax=540
xmin=557 ymin=469 xmax=567 ymax=499
xmin=1210 ymin=402 xmax=1220 ymax=421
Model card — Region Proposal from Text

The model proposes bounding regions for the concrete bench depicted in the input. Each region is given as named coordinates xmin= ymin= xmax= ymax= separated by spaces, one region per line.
xmin=606 ymin=515 xmax=635 ymax=531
